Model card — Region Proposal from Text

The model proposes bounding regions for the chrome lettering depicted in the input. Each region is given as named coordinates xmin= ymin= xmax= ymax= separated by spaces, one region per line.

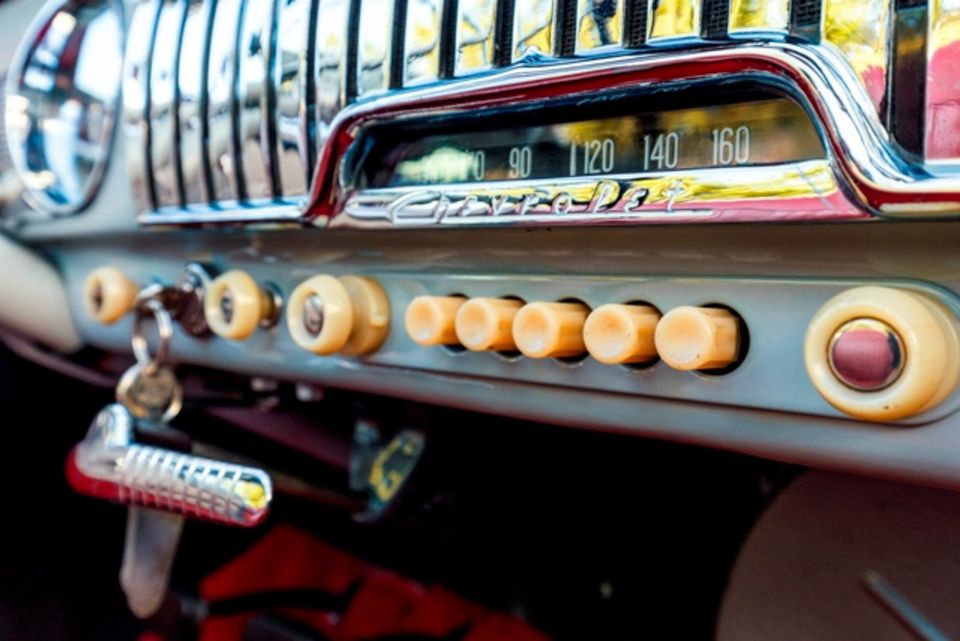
xmin=551 ymin=192 xmax=573 ymax=214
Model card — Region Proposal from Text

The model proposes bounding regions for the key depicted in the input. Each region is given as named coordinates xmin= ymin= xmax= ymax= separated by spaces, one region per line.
xmin=115 ymin=362 xmax=183 ymax=424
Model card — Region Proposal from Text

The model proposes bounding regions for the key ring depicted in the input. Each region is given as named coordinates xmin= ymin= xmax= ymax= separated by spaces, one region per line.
xmin=132 ymin=296 xmax=173 ymax=375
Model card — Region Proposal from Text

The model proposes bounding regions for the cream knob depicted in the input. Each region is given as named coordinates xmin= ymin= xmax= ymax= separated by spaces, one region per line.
xmin=654 ymin=306 xmax=740 ymax=371
xmin=84 ymin=266 xmax=138 ymax=325
xmin=286 ymin=274 xmax=390 ymax=356
xmin=455 ymin=298 xmax=523 ymax=352
xmin=204 ymin=270 xmax=279 ymax=340
xmin=405 ymin=296 xmax=466 ymax=346
xmin=805 ymin=286 xmax=960 ymax=421
xmin=339 ymin=275 xmax=390 ymax=356
xmin=513 ymin=301 xmax=590 ymax=359
xmin=584 ymin=304 xmax=661 ymax=365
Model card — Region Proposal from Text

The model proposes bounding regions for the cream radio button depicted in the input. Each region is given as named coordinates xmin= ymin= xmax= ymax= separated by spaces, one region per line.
xmin=513 ymin=301 xmax=590 ymax=359
xmin=654 ymin=306 xmax=740 ymax=371
xmin=455 ymin=298 xmax=524 ymax=352
xmin=584 ymin=304 xmax=661 ymax=365
xmin=405 ymin=296 xmax=466 ymax=346
xmin=805 ymin=286 xmax=960 ymax=421
xmin=204 ymin=270 xmax=280 ymax=340
xmin=287 ymin=274 xmax=390 ymax=356
xmin=84 ymin=266 xmax=138 ymax=325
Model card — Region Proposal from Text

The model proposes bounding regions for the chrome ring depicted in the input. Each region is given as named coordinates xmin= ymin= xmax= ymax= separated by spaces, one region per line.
xmin=131 ymin=298 xmax=174 ymax=373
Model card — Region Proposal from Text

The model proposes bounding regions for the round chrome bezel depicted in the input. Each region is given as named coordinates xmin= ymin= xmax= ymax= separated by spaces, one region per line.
xmin=4 ymin=0 xmax=124 ymax=215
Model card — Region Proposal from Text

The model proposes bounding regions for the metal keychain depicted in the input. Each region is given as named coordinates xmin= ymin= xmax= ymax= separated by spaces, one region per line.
xmin=115 ymin=296 xmax=183 ymax=423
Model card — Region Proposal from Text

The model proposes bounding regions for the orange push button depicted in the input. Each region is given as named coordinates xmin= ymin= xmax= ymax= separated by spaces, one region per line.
xmin=455 ymin=298 xmax=523 ymax=352
xmin=405 ymin=296 xmax=466 ymax=346
xmin=584 ymin=304 xmax=661 ymax=365
xmin=654 ymin=306 xmax=740 ymax=371
xmin=513 ymin=301 xmax=590 ymax=359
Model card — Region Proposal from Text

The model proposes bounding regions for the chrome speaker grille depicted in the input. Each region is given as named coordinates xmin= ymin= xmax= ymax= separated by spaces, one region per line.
xmin=123 ymin=0 xmax=960 ymax=222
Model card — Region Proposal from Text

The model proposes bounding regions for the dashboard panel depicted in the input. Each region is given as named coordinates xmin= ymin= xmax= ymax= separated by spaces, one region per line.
xmin=6 ymin=0 xmax=960 ymax=492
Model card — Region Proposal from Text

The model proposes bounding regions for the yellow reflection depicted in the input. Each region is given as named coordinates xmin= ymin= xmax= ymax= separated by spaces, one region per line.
xmin=357 ymin=0 xmax=394 ymax=95
xmin=576 ymin=0 xmax=624 ymax=51
xmin=931 ymin=0 xmax=960 ymax=48
xmin=823 ymin=0 xmax=889 ymax=113
xmin=404 ymin=0 xmax=441 ymax=84
xmin=648 ymin=0 xmax=700 ymax=40
xmin=455 ymin=0 xmax=496 ymax=73
xmin=513 ymin=0 xmax=556 ymax=59
xmin=729 ymin=0 xmax=789 ymax=32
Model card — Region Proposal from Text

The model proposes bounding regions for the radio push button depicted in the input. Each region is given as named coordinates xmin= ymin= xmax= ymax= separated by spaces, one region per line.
xmin=287 ymin=275 xmax=390 ymax=356
xmin=204 ymin=270 xmax=280 ymax=340
xmin=84 ymin=266 xmax=139 ymax=325
xmin=654 ymin=306 xmax=740 ymax=371
xmin=455 ymin=298 xmax=523 ymax=352
xmin=805 ymin=287 xmax=960 ymax=421
xmin=513 ymin=302 xmax=590 ymax=359
xmin=584 ymin=304 xmax=661 ymax=365
xmin=405 ymin=296 xmax=466 ymax=346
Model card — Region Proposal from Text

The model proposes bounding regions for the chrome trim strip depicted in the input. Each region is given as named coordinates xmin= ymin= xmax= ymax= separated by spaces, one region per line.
xmin=236 ymin=0 xmax=276 ymax=200
xmin=729 ymin=0 xmax=790 ymax=34
xmin=647 ymin=0 xmax=702 ymax=42
xmin=356 ymin=0 xmax=396 ymax=96
xmin=403 ymin=0 xmax=444 ymax=85
xmin=314 ymin=0 xmax=350 ymax=145
xmin=123 ymin=0 xmax=162 ymax=212
xmin=272 ymin=0 xmax=313 ymax=196
xmin=575 ymin=0 xmax=625 ymax=52
xmin=138 ymin=200 xmax=303 ymax=225
xmin=513 ymin=0 xmax=558 ymax=60
xmin=926 ymin=0 xmax=960 ymax=163
xmin=177 ymin=0 xmax=213 ymax=205
xmin=454 ymin=0 xmax=497 ymax=75
xmin=206 ymin=0 xmax=244 ymax=201
xmin=149 ymin=0 xmax=188 ymax=208
xmin=337 ymin=161 xmax=859 ymax=227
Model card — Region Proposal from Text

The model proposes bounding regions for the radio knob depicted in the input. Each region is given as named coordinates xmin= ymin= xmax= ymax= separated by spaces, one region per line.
xmin=654 ymin=306 xmax=740 ymax=371
xmin=84 ymin=266 xmax=138 ymax=325
xmin=203 ymin=270 xmax=280 ymax=340
xmin=805 ymin=286 xmax=960 ymax=421
xmin=287 ymin=274 xmax=390 ymax=356
xmin=405 ymin=296 xmax=466 ymax=346
xmin=455 ymin=298 xmax=524 ymax=352
xmin=584 ymin=304 xmax=661 ymax=365
xmin=513 ymin=301 xmax=590 ymax=359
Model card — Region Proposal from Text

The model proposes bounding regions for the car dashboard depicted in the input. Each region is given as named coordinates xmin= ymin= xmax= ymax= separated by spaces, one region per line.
xmin=3 ymin=0 xmax=960 ymax=637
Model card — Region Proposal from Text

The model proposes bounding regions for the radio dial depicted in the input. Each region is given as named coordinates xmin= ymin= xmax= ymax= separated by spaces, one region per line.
xmin=287 ymin=275 xmax=390 ymax=356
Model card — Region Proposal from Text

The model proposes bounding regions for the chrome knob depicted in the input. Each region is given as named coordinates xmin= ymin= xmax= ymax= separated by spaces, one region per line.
xmin=68 ymin=405 xmax=271 ymax=527
xmin=828 ymin=318 xmax=905 ymax=391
